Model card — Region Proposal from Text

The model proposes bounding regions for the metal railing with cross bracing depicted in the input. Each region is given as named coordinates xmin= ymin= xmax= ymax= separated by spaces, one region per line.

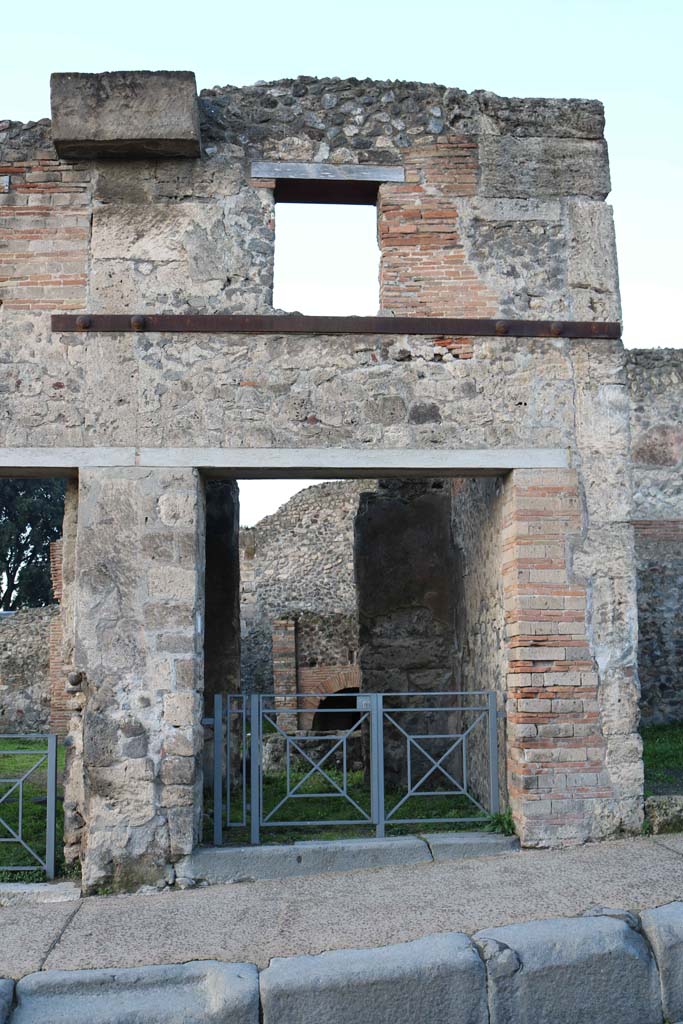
xmin=0 ymin=734 xmax=58 ymax=878
xmin=209 ymin=692 xmax=500 ymax=846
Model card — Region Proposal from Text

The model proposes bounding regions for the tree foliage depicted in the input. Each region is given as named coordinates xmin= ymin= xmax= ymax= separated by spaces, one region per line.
xmin=0 ymin=479 xmax=66 ymax=610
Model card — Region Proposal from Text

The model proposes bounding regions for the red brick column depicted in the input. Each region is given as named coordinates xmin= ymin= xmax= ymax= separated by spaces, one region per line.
xmin=272 ymin=618 xmax=298 ymax=733
xmin=502 ymin=469 xmax=611 ymax=845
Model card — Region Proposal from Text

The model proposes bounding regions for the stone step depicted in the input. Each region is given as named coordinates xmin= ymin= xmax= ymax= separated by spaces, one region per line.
xmin=176 ymin=832 xmax=519 ymax=885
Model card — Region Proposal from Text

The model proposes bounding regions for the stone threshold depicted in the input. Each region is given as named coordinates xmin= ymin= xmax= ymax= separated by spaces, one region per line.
xmin=175 ymin=832 xmax=519 ymax=885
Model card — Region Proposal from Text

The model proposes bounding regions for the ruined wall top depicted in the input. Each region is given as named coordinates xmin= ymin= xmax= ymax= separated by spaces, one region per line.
xmin=199 ymin=77 xmax=607 ymax=175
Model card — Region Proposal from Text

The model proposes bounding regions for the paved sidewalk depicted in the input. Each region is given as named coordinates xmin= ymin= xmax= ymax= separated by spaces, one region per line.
xmin=3 ymin=834 xmax=683 ymax=980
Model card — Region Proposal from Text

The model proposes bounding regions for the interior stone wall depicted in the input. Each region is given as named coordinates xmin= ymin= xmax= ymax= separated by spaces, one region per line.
xmin=355 ymin=479 xmax=457 ymax=695
xmin=628 ymin=349 xmax=683 ymax=723
xmin=451 ymin=477 xmax=507 ymax=808
xmin=354 ymin=480 xmax=458 ymax=786
xmin=204 ymin=480 xmax=240 ymax=704
xmin=239 ymin=481 xmax=369 ymax=691
xmin=0 ymin=607 xmax=57 ymax=733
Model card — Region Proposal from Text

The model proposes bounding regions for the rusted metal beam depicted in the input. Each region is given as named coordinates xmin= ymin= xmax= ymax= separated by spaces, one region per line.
xmin=51 ymin=314 xmax=621 ymax=339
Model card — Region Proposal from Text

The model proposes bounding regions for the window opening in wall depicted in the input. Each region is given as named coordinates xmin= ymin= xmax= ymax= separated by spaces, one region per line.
xmin=273 ymin=204 xmax=380 ymax=316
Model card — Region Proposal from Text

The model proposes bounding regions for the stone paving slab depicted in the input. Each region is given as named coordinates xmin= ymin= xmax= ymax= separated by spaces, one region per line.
xmin=10 ymin=836 xmax=677 ymax=979
xmin=0 ymin=903 xmax=80 ymax=980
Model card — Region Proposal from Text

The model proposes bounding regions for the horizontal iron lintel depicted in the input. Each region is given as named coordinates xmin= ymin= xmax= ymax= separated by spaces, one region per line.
xmin=51 ymin=314 xmax=621 ymax=339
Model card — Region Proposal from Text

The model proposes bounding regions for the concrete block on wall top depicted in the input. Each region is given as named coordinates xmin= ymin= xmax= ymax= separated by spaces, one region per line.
xmin=260 ymin=932 xmax=488 ymax=1024
xmin=50 ymin=71 xmax=201 ymax=158
xmin=474 ymin=914 xmax=662 ymax=1024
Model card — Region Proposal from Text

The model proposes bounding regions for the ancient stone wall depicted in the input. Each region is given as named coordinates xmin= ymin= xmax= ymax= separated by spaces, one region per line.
xmin=355 ymin=480 xmax=457 ymax=694
xmin=0 ymin=73 xmax=650 ymax=882
xmin=628 ymin=349 xmax=683 ymax=722
xmin=239 ymin=481 xmax=368 ymax=690
xmin=0 ymin=607 xmax=57 ymax=733
xmin=451 ymin=477 xmax=507 ymax=806
xmin=296 ymin=611 xmax=358 ymax=669
xmin=71 ymin=468 xmax=206 ymax=892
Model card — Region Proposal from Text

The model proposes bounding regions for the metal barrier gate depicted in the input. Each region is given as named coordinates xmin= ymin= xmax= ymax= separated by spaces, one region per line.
xmin=0 ymin=734 xmax=58 ymax=878
xmin=210 ymin=692 xmax=500 ymax=846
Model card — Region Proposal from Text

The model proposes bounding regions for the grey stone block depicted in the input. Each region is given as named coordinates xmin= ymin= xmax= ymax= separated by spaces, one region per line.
xmin=176 ymin=836 xmax=431 ymax=883
xmin=479 ymin=136 xmax=611 ymax=198
xmin=0 ymin=980 xmax=13 ymax=1023
xmin=50 ymin=71 xmax=201 ymax=158
xmin=641 ymin=901 xmax=683 ymax=1022
xmin=260 ymin=931 xmax=488 ymax=1024
xmin=474 ymin=915 xmax=662 ymax=1024
xmin=11 ymin=961 xmax=258 ymax=1023
xmin=422 ymin=832 xmax=519 ymax=861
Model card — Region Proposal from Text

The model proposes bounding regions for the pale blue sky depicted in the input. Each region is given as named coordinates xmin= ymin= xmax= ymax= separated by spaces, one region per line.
xmin=3 ymin=0 xmax=680 ymax=522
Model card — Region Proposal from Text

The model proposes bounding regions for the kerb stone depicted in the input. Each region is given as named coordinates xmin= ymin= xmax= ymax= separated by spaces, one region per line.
xmin=260 ymin=931 xmax=488 ymax=1024
xmin=641 ymin=902 xmax=683 ymax=1023
xmin=11 ymin=961 xmax=258 ymax=1024
xmin=474 ymin=914 xmax=662 ymax=1024
xmin=0 ymin=980 xmax=13 ymax=1023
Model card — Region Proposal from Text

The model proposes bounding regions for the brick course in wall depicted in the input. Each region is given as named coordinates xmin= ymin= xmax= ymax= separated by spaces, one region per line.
xmin=0 ymin=122 xmax=91 ymax=312
xmin=379 ymin=138 xmax=498 ymax=317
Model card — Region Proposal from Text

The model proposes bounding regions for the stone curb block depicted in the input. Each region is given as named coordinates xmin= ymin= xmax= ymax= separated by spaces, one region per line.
xmin=260 ymin=931 xmax=487 ymax=1024
xmin=5 ymin=906 xmax=683 ymax=1022
xmin=0 ymin=980 xmax=13 ymax=1024
xmin=422 ymin=832 xmax=519 ymax=861
xmin=474 ymin=914 xmax=662 ymax=1024
xmin=9 ymin=961 xmax=258 ymax=1024
xmin=641 ymin=901 xmax=683 ymax=1022
xmin=176 ymin=836 xmax=431 ymax=883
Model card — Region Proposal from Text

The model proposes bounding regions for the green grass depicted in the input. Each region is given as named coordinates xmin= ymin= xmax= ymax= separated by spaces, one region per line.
xmin=0 ymin=737 xmax=69 ymax=882
xmin=204 ymin=763 xmax=501 ymax=846
xmin=641 ymin=723 xmax=683 ymax=796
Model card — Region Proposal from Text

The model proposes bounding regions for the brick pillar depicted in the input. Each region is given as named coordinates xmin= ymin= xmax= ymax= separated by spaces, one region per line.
xmin=72 ymin=467 xmax=205 ymax=893
xmin=503 ymin=469 xmax=610 ymax=845
xmin=272 ymin=618 xmax=298 ymax=733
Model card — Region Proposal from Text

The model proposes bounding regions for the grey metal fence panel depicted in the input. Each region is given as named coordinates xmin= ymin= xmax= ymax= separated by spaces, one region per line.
xmin=0 ymin=733 xmax=58 ymax=878
xmin=210 ymin=691 xmax=501 ymax=846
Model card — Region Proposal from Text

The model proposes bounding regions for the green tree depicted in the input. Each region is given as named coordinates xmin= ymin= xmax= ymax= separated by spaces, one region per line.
xmin=0 ymin=479 xmax=66 ymax=610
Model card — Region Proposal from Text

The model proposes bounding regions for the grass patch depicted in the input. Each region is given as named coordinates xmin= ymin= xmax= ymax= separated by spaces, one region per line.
xmin=641 ymin=723 xmax=683 ymax=796
xmin=0 ymin=737 xmax=68 ymax=882
xmin=204 ymin=764 xmax=497 ymax=846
